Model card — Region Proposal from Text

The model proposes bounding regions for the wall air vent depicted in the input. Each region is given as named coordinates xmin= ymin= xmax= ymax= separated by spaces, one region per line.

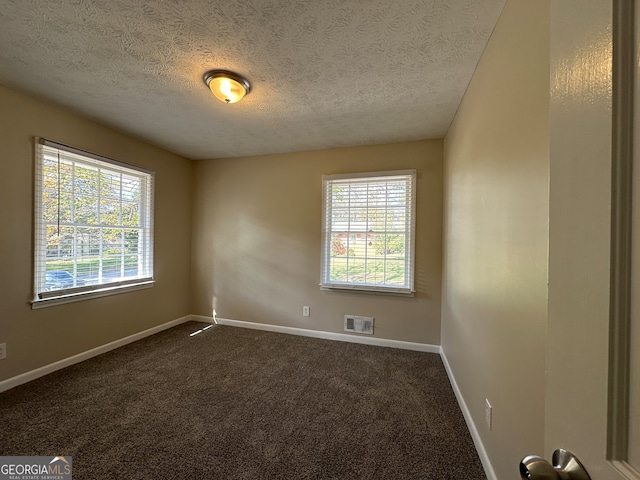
xmin=344 ymin=315 xmax=374 ymax=335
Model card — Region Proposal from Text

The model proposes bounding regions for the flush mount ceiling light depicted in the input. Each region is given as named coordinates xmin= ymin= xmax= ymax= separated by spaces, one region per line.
xmin=203 ymin=70 xmax=251 ymax=104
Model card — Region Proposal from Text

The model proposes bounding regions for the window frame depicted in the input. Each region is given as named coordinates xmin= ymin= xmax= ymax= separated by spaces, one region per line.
xmin=32 ymin=138 xmax=155 ymax=308
xmin=320 ymin=169 xmax=417 ymax=295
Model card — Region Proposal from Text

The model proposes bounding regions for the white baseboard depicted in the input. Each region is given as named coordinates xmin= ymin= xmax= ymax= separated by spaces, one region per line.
xmin=207 ymin=316 xmax=440 ymax=353
xmin=440 ymin=350 xmax=496 ymax=480
xmin=0 ymin=315 xmax=193 ymax=394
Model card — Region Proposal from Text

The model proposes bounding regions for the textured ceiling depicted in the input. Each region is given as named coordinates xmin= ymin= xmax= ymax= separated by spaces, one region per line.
xmin=0 ymin=0 xmax=505 ymax=159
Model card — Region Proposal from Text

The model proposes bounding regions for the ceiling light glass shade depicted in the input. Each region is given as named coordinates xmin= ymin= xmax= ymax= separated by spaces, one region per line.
xmin=203 ymin=70 xmax=251 ymax=104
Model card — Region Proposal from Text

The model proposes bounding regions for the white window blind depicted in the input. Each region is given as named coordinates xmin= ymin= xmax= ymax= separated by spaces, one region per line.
xmin=33 ymin=138 xmax=154 ymax=305
xmin=321 ymin=170 xmax=416 ymax=294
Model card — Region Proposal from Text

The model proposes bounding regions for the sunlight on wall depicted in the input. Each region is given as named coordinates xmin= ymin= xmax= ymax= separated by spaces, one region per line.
xmin=551 ymin=30 xmax=611 ymax=103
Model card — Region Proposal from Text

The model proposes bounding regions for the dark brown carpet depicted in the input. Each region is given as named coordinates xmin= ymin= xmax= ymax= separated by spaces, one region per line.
xmin=0 ymin=322 xmax=485 ymax=479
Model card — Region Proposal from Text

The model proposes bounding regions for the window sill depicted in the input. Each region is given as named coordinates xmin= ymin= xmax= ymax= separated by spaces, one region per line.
xmin=31 ymin=280 xmax=155 ymax=309
xmin=320 ymin=285 xmax=415 ymax=297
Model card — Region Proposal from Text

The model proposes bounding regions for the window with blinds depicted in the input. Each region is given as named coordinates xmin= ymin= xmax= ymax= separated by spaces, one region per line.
xmin=33 ymin=138 xmax=154 ymax=306
xmin=321 ymin=170 xmax=416 ymax=295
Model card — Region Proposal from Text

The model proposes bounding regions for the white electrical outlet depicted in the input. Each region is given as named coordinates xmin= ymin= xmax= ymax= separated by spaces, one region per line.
xmin=485 ymin=399 xmax=492 ymax=431
xmin=303 ymin=306 xmax=310 ymax=317
xmin=0 ymin=343 xmax=6 ymax=360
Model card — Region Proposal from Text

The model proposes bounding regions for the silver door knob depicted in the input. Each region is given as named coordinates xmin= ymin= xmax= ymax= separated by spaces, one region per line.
xmin=519 ymin=449 xmax=591 ymax=480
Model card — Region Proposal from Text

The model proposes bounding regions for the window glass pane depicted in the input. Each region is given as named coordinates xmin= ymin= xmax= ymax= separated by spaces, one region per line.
xmin=124 ymin=229 xmax=140 ymax=254
xmin=122 ymin=203 xmax=139 ymax=227
xmin=34 ymin=141 xmax=154 ymax=302
xmin=122 ymin=176 xmax=140 ymax=202
xmin=330 ymin=233 xmax=348 ymax=256
xmin=100 ymin=171 xmax=121 ymax=198
xmin=102 ymin=228 xmax=122 ymax=255
xmin=123 ymin=255 xmax=139 ymax=277
xmin=102 ymin=228 xmax=123 ymax=280
xmin=45 ymin=226 xmax=74 ymax=267
xmin=385 ymin=259 xmax=406 ymax=285
xmin=322 ymin=171 xmax=415 ymax=293
xmin=43 ymin=160 xmax=59 ymax=223
xmin=76 ymin=227 xmax=100 ymax=256
xmin=103 ymin=256 xmax=122 ymax=279
xmin=367 ymin=208 xmax=387 ymax=232
xmin=349 ymin=207 xmax=366 ymax=224
xmin=75 ymin=165 xmax=98 ymax=195
xmin=331 ymin=208 xmax=348 ymax=226
xmin=349 ymin=184 xmax=368 ymax=207
xmin=375 ymin=233 xmax=405 ymax=256
xmin=76 ymin=227 xmax=100 ymax=280
xmin=57 ymin=168 xmax=74 ymax=224
xmin=74 ymin=194 xmax=98 ymax=225
xmin=348 ymin=258 xmax=366 ymax=283
xmin=330 ymin=258 xmax=348 ymax=282
xmin=387 ymin=207 xmax=407 ymax=230
xmin=366 ymin=259 xmax=385 ymax=284
xmin=99 ymin=197 xmax=120 ymax=225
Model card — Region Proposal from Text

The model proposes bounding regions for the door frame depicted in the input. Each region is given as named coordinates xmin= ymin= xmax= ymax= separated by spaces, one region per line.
xmin=607 ymin=0 xmax=634 ymax=467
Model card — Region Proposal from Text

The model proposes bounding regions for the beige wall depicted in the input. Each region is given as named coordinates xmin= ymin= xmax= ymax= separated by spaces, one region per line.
xmin=441 ymin=1 xmax=549 ymax=479
xmin=191 ymin=140 xmax=443 ymax=345
xmin=0 ymin=84 xmax=193 ymax=381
